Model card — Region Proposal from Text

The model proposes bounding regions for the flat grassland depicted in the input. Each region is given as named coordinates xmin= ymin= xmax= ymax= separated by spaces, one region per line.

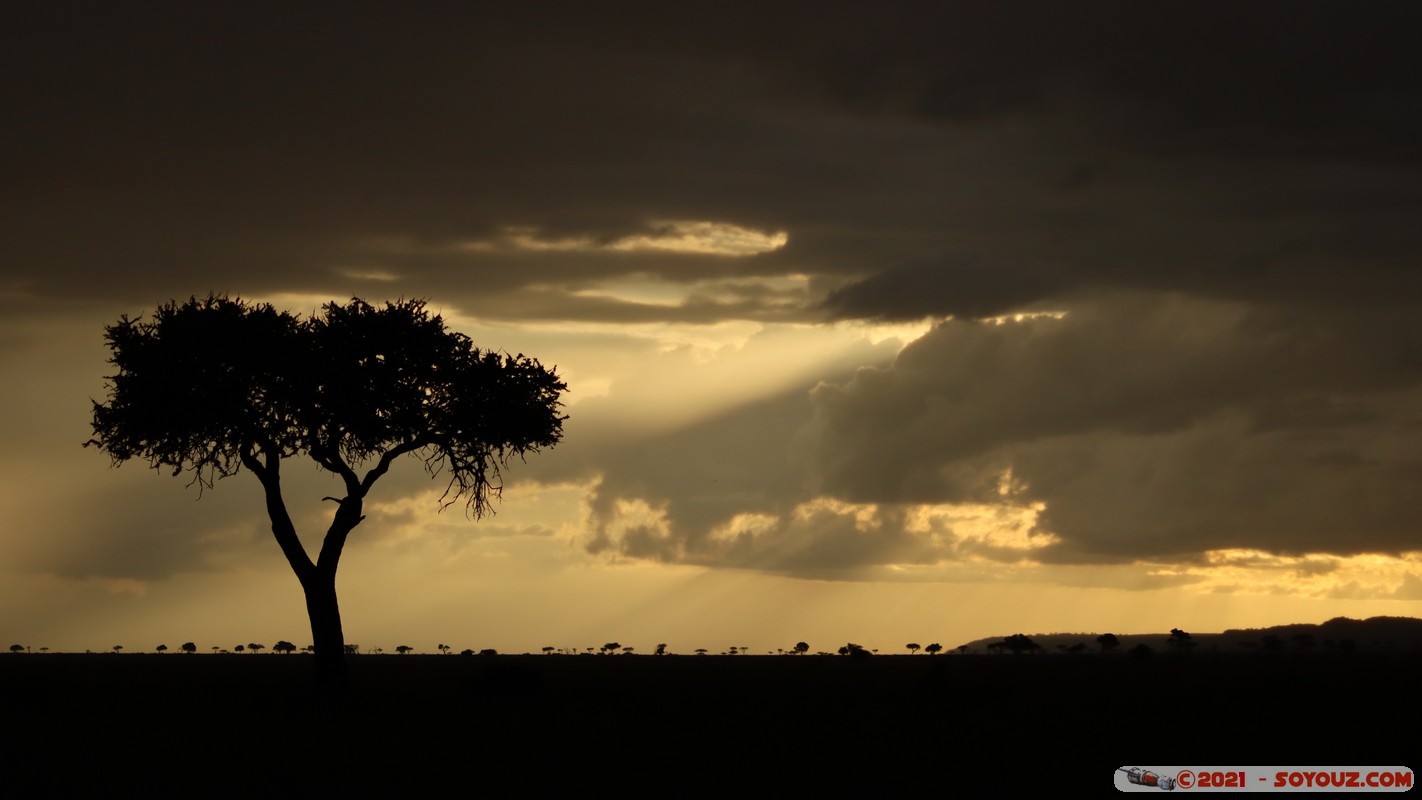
xmin=6 ymin=651 xmax=1412 ymax=792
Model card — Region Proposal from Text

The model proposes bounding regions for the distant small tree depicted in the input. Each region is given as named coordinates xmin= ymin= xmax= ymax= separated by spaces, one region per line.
xmin=1130 ymin=643 xmax=1154 ymax=659
xmin=478 ymin=648 xmax=497 ymax=657
xmin=112 ymin=645 xmax=123 ymax=653
xmin=156 ymin=644 xmax=168 ymax=654
xmin=460 ymin=649 xmax=475 ymax=656
xmin=248 ymin=643 xmax=265 ymax=654
xmin=181 ymin=642 xmax=197 ymax=654
xmin=793 ymin=641 xmax=809 ymax=655
xmin=1096 ymin=633 xmax=1120 ymax=653
xmin=924 ymin=642 xmax=942 ymax=655
xmin=838 ymin=643 xmax=871 ymax=658
xmin=395 ymin=645 xmax=413 ymax=655
xmin=234 ymin=645 xmax=245 ymax=653
xmin=602 ymin=642 xmax=621 ymax=655
xmin=8 ymin=644 xmax=23 ymax=654
xmin=695 ymin=648 xmax=708 ymax=656
xmin=906 ymin=642 xmax=921 ymax=655
xmin=438 ymin=643 xmax=451 ymax=655
xmin=273 ymin=641 xmax=297 ymax=654
xmin=542 ymin=646 xmax=555 ymax=655
xmin=622 ymin=646 xmax=634 ymax=655
xmin=654 ymin=643 xmax=667 ymax=656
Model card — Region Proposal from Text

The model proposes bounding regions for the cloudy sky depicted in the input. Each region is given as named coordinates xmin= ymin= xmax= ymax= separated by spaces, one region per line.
xmin=4 ymin=2 xmax=1421 ymax=654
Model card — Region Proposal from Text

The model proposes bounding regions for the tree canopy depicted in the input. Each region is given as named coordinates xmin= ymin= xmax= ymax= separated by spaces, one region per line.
xmin=89 ymin=295 xmax=566 ymax=517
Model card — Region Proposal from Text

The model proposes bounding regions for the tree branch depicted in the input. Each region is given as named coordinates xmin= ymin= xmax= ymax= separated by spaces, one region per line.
xmin=248 ymin=449 xmax=315 ymax=582
xmin=316 ymin=493 xmax=366 ymax=574
xmin=310 ymin=446 xmax=362 ymax=499
xmin=360 ymin=439 xmax=428 ymax=495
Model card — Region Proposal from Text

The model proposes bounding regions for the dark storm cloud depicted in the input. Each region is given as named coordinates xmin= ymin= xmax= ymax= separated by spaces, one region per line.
xmin=822 ymin=252 xmax=1068 ymax=320
xmin=773 ymin=2 xmax=1422 ymax=159
xmin=806 ymin=292 xmax=1422 ymax=562
xmin=8 ymin=2 xmax=1417 ymax=322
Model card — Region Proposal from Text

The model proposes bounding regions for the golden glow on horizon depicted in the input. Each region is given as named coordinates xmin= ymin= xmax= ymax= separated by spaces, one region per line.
xmin=1145 ymin=549 xmax=1422 ymax=600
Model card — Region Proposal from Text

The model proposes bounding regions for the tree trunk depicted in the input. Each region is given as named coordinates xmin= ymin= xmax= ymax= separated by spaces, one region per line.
xmin=303 ymin=571 xmax=349 ymax=693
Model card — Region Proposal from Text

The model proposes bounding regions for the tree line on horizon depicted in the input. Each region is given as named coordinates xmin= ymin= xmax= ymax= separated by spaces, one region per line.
xmin=14 ymin=616 xmax=1420 ymax=658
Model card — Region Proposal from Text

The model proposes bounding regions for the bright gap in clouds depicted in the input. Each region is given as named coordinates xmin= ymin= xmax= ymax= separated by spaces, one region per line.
xmin=608 ymin=221 xmax=789 ymax=256
xmin=334 ymin=268 xmax=400 ymax=282
xmin=503 ymin=220 xmax=788 ymax=256
xmin=567 ymin=272 xmax=811 ymax=309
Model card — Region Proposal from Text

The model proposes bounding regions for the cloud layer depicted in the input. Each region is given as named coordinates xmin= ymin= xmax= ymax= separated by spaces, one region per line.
xmin=4 ymin=4 xmax=1421 ymax=618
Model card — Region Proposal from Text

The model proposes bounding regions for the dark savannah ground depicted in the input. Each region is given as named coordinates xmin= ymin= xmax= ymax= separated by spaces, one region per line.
xmin=6 ymin=648 xmax=1413 ymax=793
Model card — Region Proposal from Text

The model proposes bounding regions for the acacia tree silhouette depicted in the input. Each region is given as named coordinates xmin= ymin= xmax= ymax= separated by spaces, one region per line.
xmin=87 ymin=295 xmax=566 ymax=690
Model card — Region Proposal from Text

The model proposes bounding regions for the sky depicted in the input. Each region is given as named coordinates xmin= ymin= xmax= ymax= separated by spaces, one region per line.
xmin=4 ymin=2 xmax=1422 ymax=655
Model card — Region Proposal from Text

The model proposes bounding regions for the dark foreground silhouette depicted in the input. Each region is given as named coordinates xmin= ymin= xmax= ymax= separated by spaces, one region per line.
xmin=7 ymin=650 xmax=1414 ymax=792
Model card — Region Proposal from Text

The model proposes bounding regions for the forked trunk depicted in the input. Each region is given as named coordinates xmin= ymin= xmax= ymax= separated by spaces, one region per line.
xmin=250 ymin=449 xmax=366 ymax=696
xmin=304 ymin=572 xmax=349 ymax=693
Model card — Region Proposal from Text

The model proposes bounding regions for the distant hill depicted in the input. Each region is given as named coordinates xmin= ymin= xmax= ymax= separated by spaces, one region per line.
xmin=955 ymin=616 xmax=1422 ymax=654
